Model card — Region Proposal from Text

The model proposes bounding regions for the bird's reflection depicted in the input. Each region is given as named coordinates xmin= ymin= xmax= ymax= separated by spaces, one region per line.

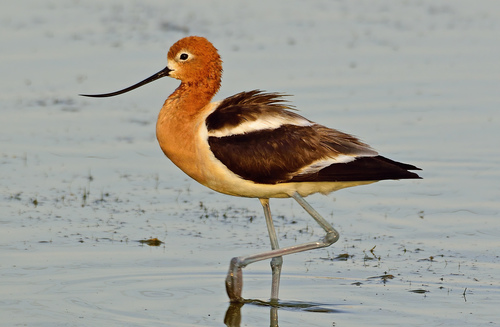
xmin=224 ymin=301 xmax=279 ymax=327
xmin=224 ymin=299 xmax=341 ymax=327
xmin=224 ymin=302 xmax=244 ymax=327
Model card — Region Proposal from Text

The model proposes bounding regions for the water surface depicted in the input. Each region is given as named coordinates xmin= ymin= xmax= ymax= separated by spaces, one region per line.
xmin=1 ymin=1 xmax=499 ymax=326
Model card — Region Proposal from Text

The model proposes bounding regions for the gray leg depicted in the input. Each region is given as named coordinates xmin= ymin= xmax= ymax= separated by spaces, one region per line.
xmin=260 ymin=198 xmax=283 ymax=302
xmin=225 ymin=192 xmax=339 ymax=302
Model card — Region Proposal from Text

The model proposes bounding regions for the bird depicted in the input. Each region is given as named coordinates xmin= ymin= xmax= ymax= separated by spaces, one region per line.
xmin=81 ymin=36 xmax=421 ymax=303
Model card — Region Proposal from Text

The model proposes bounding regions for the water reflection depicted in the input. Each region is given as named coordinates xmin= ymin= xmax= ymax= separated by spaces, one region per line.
xmin=224 ymin=299 xmax=343 ymax=327
xmin=223 ymin=302 xmax=244 ymax=327
xmin=224 ymin=302 xmax=279 ymax=327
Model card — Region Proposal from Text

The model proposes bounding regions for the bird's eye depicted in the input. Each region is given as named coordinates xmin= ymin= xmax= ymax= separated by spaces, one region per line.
xmin=179 ymin=53 xmax=189 ymax=61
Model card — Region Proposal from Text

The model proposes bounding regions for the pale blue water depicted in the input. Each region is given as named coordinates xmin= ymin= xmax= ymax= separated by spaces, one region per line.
xmin=1 ymin=1 xmax=499 ymax=326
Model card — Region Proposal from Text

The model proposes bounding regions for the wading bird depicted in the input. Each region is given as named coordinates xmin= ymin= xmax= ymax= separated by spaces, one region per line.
xmin=81 ymin=36 xmax=421 ymax=303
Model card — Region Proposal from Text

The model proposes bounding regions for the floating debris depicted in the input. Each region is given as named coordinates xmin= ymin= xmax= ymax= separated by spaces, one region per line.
xmin=329 ymin=253 xmax=353 ymax=261
xmin=138 ymin=238 xmax=164 ymax=246
xmin=367 ymin=274 xmax=394 ymax=282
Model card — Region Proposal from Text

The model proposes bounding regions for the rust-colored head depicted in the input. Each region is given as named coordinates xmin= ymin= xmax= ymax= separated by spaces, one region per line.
xmin=80 ymin=36 xmax=223 ymax=98
xmin=167 ymin=36 xmax=222 ymax=85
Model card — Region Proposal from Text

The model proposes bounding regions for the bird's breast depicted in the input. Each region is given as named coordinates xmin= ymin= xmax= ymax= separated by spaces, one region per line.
xmin=155 ymin=101 xmax=217 ymax=187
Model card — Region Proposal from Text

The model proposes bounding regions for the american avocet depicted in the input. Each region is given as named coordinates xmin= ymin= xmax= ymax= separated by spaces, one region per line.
xmin=81 ymin=36 xmax=421 ymax=303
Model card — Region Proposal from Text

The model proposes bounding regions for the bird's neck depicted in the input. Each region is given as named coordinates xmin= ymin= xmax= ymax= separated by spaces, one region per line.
xmin=155 ymin=79 xmax=220 ymax=187
xmin=163 ymin=79 xmax=220 ymax=117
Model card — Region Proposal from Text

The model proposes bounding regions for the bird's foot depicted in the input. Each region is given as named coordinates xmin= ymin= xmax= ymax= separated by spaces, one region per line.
xmin=225 ymin=257 xmax=244 ymax=303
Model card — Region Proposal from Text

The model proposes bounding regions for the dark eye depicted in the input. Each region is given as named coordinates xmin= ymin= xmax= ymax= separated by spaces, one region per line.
xmin=179 ymin=53 xmax=189 ymax=60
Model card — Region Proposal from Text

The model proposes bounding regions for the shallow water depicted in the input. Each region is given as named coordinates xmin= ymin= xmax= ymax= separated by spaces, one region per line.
xmin=1 ymin=0 xmax=499 ymax=326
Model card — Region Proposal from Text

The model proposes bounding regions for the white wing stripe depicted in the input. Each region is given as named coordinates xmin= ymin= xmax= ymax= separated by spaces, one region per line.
xmin=208 ymin=115 xmax=312 ymax=137
xmin=296 ymin=155 xmax=356 ymax=176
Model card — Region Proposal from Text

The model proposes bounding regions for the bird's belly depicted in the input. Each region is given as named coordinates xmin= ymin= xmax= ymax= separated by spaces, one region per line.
xmin=156 ymin=109 xmax=375 ymax=199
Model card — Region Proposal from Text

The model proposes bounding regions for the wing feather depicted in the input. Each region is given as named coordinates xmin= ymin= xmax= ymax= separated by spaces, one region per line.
xmin=206 ymin=90 xmax=421 ymax=185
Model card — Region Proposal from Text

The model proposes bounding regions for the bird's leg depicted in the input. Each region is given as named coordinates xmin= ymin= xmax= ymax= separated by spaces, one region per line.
xmin=225 ymin=192 xmax=339 ymax=303
xmin=225 ymin=199 xmax=282 ymax=303
xmin=260 ymin=198 xmax=283 ymax=302
xmin=225 ymin=257 xmax=244 ymax=303
xmin=290 ymin=192 xmax=339 ymax=245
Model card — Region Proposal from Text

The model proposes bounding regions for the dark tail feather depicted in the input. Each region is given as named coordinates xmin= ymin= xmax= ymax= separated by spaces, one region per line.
xmin=290 ymin=155 xmax=422 ymax=183
xmin=376 ymin=156 xmax=422 ymax=171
